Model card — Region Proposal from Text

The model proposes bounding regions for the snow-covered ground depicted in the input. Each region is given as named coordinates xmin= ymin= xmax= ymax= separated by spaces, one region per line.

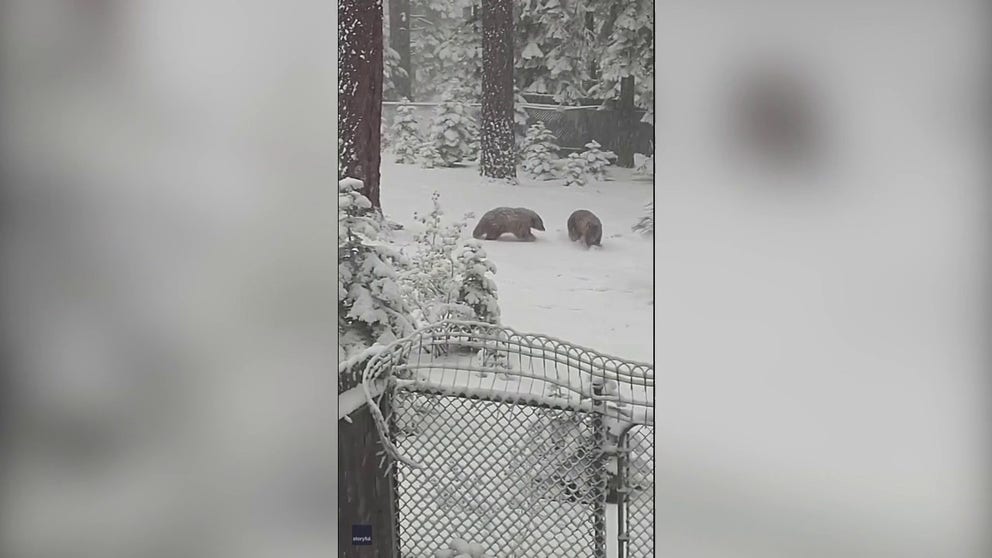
xmin=371 ymin=165 xmax=655 ymax=556
xmin=379 ymin=160 xmax=655 ymax=365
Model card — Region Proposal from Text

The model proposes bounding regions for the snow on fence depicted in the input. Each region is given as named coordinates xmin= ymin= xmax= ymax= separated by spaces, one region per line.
xmin=359 ymin=320 xmax=654 ymax=558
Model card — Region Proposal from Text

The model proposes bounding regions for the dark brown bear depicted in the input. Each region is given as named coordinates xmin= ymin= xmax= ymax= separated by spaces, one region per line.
xmin=472 ymin=207 xmax=545 ymax=241
xmin=567 ymin=209 xmax=602 ymax=247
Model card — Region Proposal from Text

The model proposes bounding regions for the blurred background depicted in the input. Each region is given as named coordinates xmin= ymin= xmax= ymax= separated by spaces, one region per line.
xmin=656 ymin=1 xmax=990 ymax=557
xmin=1 ymin=1 xmax=338 ymax=557
xmin=0 ymin=1 xmax=988 ymax=558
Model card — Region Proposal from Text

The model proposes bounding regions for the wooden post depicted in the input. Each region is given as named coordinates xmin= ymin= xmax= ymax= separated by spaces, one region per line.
xmin=338 ymin=397 xmax=397 ymax=557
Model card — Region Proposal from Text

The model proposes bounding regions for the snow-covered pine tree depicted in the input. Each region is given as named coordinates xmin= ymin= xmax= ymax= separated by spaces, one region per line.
xmin=515 ymin=0 xmax=594 ymax=105
xmin=633 ymin=153 xmax=654 ymax=176
xmin=410 ymin=1 xmax=482 ymax=101
xmin=456 ymin=240 xmax=500 ymax=324
xmin=520 ymin=121 xmax=560 ymax=180
xmin=390 ymin=99 xmax=422 ymax=163
xmin=427 ymin=93 xmax=478 ymax=166
xmin=563 ymin=153 xmax=589 ymax=187
xmin=338 ymin=177 xmax=415 ymax=385
xmin=416 ymin=140 xmax=445 ymax=168
xmin=582 ymin=140 xmax=616 ymax=181
xmin=631 ymin=201 xmax=654 ymax=236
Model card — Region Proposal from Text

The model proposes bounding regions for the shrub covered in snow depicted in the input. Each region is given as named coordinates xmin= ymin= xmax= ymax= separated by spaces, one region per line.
xmin=520 ymin=122 xmax=559 ymax=180
xmin=390 ymin=99 xmax=422 ymax=164
xmin=632 ymin=201 xmax=654 ymax=236
xmin=633 ymin=153 xmax=654 ymax=176
xmin=456 ymin=241 xmax=500 ymax=325
xmin=581 ymin=140 xmax=617 ymax=182
xmin=427 ymin=94 xmax=478 ymax=166
xmin=401 ymin=192 xmax=476 ymax=328
xmin=417 ymin=141 xmax=445 ymax=169
xmin=633 ymin=141 xmax=654 ymax=177
xmin=338 ymin=178 xmax=415 ymax=379
xmin=563 ymin=153 xmax=589 ymax=188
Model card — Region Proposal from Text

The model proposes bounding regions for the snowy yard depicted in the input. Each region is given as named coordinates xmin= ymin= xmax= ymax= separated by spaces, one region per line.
xmin=379 ymin=159 xmax=655 ymax=364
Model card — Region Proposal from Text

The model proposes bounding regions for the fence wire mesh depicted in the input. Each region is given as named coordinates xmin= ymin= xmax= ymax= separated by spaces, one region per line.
xmin=360 ymin=321 xmax=653 ymax=558
xmin=389 ymin=390 xmax=608 ymax=557
xmin=620 ymin=425 xmax=654 ymax=558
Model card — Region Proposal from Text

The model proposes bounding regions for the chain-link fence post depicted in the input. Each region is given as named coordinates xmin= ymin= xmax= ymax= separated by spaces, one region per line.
xmin=591 ymin=381 xmax=608 ymax=558
xmin=382 ymin=382 xmax=401 ymax=558
xmin=615 ymin=427 xmax=631 ymax=558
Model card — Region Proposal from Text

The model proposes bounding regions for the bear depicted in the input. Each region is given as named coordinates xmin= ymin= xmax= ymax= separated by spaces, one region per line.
xmin=472 ymin=207 xmax=545 ymax=241
xmin=567 ymin=209 xmax=602 ymax=247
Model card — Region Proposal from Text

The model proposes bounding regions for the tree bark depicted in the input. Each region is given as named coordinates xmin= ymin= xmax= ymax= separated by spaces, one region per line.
xmin=616 ymin=75 xmax=636 ymax=167
xmin=339 ymin=0 xmax=384 ymax=209
xmin=388 ymin=0 xmax=412 ymax=100
xmin=338 ymin=401 xmax=398 ymax=557
xmin=480 ymin=0 xmax=516 ymax=180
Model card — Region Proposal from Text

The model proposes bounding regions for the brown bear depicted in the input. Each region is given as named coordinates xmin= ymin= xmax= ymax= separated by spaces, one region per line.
xmin=567 ymin=209 xmax=602 ymax=247
xmin=472 ymin=207 xmax=545 ymax=241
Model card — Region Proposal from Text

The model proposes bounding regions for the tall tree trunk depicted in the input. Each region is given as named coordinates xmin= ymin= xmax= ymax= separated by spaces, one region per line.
xmin=616 ymin=75 xmax=636 ymax=167
xmin=388 ymin=0 xmax=412 ymax=100
xmin=480 ymin=0 xmax=516 ymax=180
xmin=339 ymin=0 xmax=384 ymax=209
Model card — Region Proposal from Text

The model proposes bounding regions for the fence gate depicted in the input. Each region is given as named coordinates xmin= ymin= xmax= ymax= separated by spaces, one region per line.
xmin=362 ymin=321 xmax=654 ymax=558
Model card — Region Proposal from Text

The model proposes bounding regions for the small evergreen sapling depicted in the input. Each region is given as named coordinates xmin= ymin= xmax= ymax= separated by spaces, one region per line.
xmin=521 ymin=122 xmax=559 ymax=180
xmin=338 ymin=177 xmax=415 ymax=381
xmin=632 ymin=201 xmax=654 ymax=236
xmin=563 ymin=153 xmax=589 ymax=187
xmin=633 ymin=141 xmax=654 ymax=176
xmin=456 ymin=241 xmax=500 ymax=325
xmin=582 ymin=140 xmax=617 ymax=181
xmin=428 ymin=93 xmax=478 ymax=166
xmin=390 ymin=99 xmax=422 ymax=164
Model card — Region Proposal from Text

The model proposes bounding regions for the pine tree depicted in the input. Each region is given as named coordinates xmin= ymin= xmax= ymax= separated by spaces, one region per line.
xmin=581 ymin=140 xmax=616 ymax=181
xmin=632 ymin=201 xmax=653 ymax=236
xmin=480 ymin=0 xmax=517 ymax=181
xmin=563 ymin=153 xmax=588 ymax=187
xmin=339 ymin=0 xmax=386 ymax=208
xmin=427 ymin=93 xmax=478 ymax=166
xmin=410 ymin=1 xmax=482 ymax=101
xmin=521 ymin=122 xmax=559 ymax=180
xmin=456 ymin=240 xmax=500 ymax=324
xmin=390 ymin=99 xmax=422 ymax=163
xmin=338 ymin=177 xmax=415 ymax=380
xmin=588 ymin=0 xmax=654 ymax=166
xmin=416 ymin=140 xmax=445 ymax=168
xmin=515 ymin=0 xmax=594 ymax=104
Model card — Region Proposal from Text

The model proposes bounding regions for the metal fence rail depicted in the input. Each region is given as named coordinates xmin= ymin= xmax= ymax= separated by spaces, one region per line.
xmin=361 ymin=320 xmax=654 ymax=558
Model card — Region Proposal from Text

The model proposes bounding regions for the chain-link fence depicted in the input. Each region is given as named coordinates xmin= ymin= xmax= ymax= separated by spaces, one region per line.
xmin=360 ymin=320 xmax=654 ymax=558
xmin=617 ymin=425 xmax=654 ymax=558
xmin=382 ymin=102 xmax=653 ymax=156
